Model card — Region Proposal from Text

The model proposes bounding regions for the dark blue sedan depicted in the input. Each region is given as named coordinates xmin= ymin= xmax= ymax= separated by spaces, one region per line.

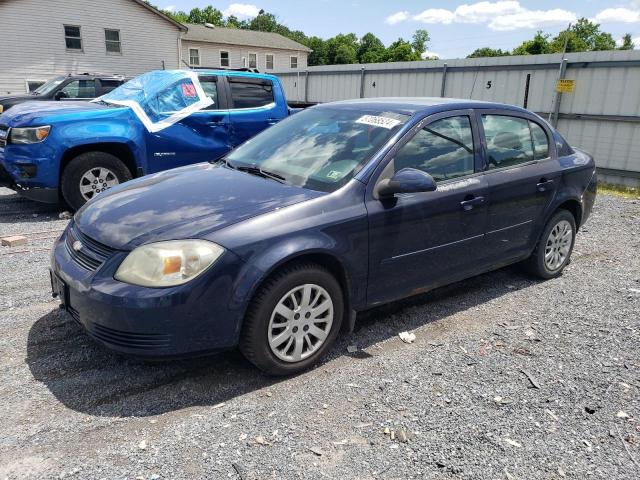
xmin=50 ymin=98 xmax=597 ymax=375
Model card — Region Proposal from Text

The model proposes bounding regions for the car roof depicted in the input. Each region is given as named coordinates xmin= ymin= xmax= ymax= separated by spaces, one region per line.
xmin=194 ymin=69 xmax=278 ymax=82
xmin=317 ymin=97 xmax=532 ymax=117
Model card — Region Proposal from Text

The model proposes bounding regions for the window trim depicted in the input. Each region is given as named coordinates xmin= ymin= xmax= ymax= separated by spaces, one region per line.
xmin=63 ymin=24 xmax=83 ymax=52
xmin=474 ymin=109 xmax=557 ymax=173
xmin=290 ymin=55 xmax=298 ymax=69
xmin=104 ymin=28 xmax=122 ymax=55
xmin=369 ymin=109 xmax=482 ymax=196
xmin=25 ymin=79 xmax=46 ymax=93
xmin=248 ymin=51 xmax=258 ymax=69
xmin=188 ymin=47 xmax=201 ymax=67
xmin=219 ymin=49 xmax=230 ymax=67
xmin=265 ymin=53 xmax=275 ymax=70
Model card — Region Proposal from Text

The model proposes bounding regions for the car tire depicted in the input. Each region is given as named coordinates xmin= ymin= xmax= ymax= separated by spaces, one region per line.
xmin=239 ymin=262 xmax=344 ymax=376
xmin=61 ymin=152 xmax=132 ymax=210
xmin=524 ymin=209 xmax=576 ymax=279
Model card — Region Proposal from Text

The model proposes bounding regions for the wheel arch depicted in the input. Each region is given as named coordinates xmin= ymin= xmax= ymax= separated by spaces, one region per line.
xmin=553 ymin=198 xmax=583 ymax=229
xmin=59 ymin=142 xmax=138 ymax=182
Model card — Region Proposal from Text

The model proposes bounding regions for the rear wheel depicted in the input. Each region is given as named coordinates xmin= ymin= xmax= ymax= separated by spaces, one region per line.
xmin=61 ymin=152 xmax=132 ymax=210
xmin=524 ymin=209 xmax=576 ymax=279
xmin=240 ymin=263 xmax=343 ymax=375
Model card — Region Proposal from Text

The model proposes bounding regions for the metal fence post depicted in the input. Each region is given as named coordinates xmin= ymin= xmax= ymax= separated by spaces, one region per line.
xmin=440 ymin=63 xmax=448 ymax=97
xmin=304 ymin=70 xmax=309 ymax=104
xmin=359 ymin=66 xmax=366 ymax=98
xmin=550 ymin=58 xmax=568 ymax=128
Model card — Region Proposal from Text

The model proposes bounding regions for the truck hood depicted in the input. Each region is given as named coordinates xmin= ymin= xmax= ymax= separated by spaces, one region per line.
xmin=74 ymin=163 xmax=324 ymax=250
xmin=0 ymin=100 xmax=118 ymax=127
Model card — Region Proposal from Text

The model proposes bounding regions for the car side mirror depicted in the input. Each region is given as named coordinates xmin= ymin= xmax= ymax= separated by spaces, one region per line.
xmin=54 ymin=91 xmax=67 ymax=100
xmin=376 ymin=168 xmax=437 ymax=198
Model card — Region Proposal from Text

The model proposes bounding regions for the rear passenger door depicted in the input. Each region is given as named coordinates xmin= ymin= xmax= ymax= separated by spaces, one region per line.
xmin=478 ymin=111 xmax=559 ymax=260
xmin=226 ymin=76 xmax=288 ymax=146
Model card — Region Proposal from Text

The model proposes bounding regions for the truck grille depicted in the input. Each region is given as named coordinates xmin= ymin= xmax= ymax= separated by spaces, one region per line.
xmin=65 ymin=222 xmax=116 ymax=271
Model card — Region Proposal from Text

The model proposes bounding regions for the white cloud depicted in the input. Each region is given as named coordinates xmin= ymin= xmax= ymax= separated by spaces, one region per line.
xmin=223 ymin=3 xmax=260 ymax=19
xmin=616 ymin=36 xmax=640 ymax=47
xmin=162 ymin=5 xmax=176 ymax=12
xmin=404 ymin=1 xmax=577 ymax=31
xmin=594 ymin=8 xmax=640 ymax=24
xmin=385 ymin=11 xmax=410 ymax=25
xmin=489 ymin=9 xmax=577 ymax=31
xmin=421 ymin=50 xmax=441 ymax=59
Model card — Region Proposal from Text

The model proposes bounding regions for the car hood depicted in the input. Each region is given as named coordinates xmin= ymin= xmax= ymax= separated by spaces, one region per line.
xmin=0 ymin=100 xmax=116 ymax=127
xmin=74 ymin=163 xmax=324 ymax=250
xmin=0 ymin=94 xmax=34 ymax=104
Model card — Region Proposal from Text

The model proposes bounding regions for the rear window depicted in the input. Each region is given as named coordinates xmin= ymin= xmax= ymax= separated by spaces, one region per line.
xmin=229 ymin=79 xmax=274 ymax=109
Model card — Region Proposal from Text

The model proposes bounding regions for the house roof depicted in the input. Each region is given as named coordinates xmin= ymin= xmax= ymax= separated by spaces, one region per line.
xmin=183 ymin=24 xmax=312 ymax=52
xmin=130 ymin=0 xmax=187 ymax=32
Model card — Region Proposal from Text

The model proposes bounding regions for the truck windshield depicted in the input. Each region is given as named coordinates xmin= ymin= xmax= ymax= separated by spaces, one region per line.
xmin=225 ymin=107 xmax=409 ymax=193
xmin=33 ymin=76 xmax=66 ymax=96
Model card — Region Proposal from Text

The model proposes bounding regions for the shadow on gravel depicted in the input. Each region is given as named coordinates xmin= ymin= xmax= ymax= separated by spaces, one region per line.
xmin=0 ymin=190 xmax=62 ymax=224
xmin=26 ymin=265 xmax=537 ymax=417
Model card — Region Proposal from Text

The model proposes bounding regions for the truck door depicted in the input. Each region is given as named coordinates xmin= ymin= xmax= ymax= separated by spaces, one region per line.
xmin=226 ymin=75 xmax=288 ymax=147
xmin=145 ymin=75 xmax=232 ymax=173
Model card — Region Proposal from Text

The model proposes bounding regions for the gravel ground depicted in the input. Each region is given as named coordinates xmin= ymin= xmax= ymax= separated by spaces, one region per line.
xmin=0 ymin=186 xmax=639 ymax=480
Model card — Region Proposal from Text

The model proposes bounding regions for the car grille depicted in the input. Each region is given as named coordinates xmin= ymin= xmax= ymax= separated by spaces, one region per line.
xmin=65 ymin=222 xmax=116 ymax=271
xmin=0 ymin=125 xmax=8 ymax=148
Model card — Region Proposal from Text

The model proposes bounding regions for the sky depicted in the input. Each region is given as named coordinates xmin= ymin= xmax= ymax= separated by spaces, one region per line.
xmin=161 ymin=1 xmax=640 ymax=58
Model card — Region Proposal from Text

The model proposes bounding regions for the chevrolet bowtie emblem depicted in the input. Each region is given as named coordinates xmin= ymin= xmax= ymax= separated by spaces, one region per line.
xmin=72 ymin=240 xmax=83 ymax=252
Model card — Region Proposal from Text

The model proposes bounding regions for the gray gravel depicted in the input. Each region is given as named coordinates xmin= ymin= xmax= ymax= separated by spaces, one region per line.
xmin=1 ymin=186 xmax=639 ymax=480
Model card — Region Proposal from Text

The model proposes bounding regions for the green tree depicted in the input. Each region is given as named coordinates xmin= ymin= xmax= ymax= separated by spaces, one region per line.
xmin=467 ymin=47 xmax=510 ymax=58
xmin=334 ymin=44 xmax=357 ymax=64
xmin=225 ymin=15 xmax=249 ymax=28
xmin=248 ymin=10 xmax=279 ymax=32
xmin=326 ymin=33 xmax=359 ymax=64
xmin=384 ymin=39 xmax=421 ymax=62
xmin=304 ymin=36 xmax=328 ymax=66
xmin=618 ymin=33 xmax=635 ymax=50
xmin=357 ymin=33 xmax=385 ymax=63
xmin=513 ymin=31 xmax=551 ymax=55
xmin=550 ymin=18 xmax=616 ymax=52
xmin=411 ymin=29 xmax=431 ymax=58
xmin=200 ymin=5 xmax=224 ymax=25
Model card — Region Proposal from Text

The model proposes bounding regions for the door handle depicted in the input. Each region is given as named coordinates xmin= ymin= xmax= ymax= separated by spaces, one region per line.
xmin=460 ymin=195 xmax=485 ymax=211
xmin=536 ymin=179 xmax=554 ymax=192
xmin=267 ymin=117 xmax=279 ymax=125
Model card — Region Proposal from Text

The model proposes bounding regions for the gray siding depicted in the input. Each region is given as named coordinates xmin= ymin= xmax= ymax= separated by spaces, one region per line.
xmin=181 ymin=41 xmax=307 ymax=72
xmin=0 ymin=0 xmax=181 ymax=94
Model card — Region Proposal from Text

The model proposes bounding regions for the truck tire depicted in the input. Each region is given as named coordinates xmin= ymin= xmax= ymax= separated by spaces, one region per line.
xmin=61 ymin=152 xmax=132 ymax=210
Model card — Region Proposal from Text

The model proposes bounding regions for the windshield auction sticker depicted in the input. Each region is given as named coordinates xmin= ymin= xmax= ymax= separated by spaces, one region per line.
xmin=355 ymin=115 xmax=401 ymax=129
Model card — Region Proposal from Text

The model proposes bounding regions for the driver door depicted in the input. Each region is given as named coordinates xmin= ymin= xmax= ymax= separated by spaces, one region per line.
xmin=365 ymin=110 xmax=489 ymax=305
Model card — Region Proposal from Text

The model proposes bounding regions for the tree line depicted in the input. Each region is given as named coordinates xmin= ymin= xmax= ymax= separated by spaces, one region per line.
xmin=156 ymin=4 xmax=636 ymax=64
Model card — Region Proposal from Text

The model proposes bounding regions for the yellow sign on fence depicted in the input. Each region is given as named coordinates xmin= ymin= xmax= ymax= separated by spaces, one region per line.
xmin=556 ymin=79 xmax=576 ymax=93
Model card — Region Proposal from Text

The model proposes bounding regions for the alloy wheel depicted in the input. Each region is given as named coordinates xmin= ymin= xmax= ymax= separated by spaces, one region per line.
xmin=79 ymin=167 xmax=119 ymax=201
xmin=544 ymin=219 xmax=572 ymax=271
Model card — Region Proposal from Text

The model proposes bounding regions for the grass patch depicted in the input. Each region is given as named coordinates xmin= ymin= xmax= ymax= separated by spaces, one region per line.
xmin=598 ymin=183 xmax=640 ymax=199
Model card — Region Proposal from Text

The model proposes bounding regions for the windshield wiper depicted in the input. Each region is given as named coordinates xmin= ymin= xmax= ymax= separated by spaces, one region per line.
xmin=226 ymin=161 xmax=287 ymax=184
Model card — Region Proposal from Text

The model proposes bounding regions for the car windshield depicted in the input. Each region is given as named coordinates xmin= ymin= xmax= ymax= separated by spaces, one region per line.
xmin=33 ymin=76 xmax=66 ymax=96
xmin=225 ymin=107 xmax=410 ymax=192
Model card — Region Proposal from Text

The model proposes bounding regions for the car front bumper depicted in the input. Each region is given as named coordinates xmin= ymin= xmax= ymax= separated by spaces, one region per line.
xmin=50 ymin=225 xmax=248 ymax=358
xmin=0 ymin=141 xmax=60 ymax=202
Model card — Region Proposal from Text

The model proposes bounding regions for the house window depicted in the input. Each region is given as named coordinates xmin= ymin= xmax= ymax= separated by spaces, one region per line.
xmin=64 ymin=25 xmax=82 ymax=50
xmin=189 ymin=48 xmax=200 ymax=66
xmin=220 ymin=50 xmax=229 ymax=67
xmin=266 ymin=54 xmax=274 ymax=70
xmin=248 ymin=52 xmax=257 ymax=69
xmin=290 ymin=56 xmax=298 ymax=69
xmin=105 ymin=29 xmax=121 ymax=54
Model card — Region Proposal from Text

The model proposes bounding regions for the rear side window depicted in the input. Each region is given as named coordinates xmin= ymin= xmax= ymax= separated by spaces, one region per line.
xmin=198 ymin=76 xmax=219 ymax=110
xmin=100 ymin=80 xmax=121 ymax=94
xmin=530 ymin=121 xmax=550 ymax=159
xmin=393 ymin=115 xmax=475 ymax=182
xmin=60 ymin=79 xmax=96 ymax=98
xmin=482 ymin=115 xmax=534 ymax=169
xmin=229 ymin=79 xmax=274 ymax=109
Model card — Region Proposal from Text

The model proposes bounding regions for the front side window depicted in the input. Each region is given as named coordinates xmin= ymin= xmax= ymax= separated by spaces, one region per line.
xmin=482 ymin=115 xmax=534 ymax=169
xmin=60 ymin=79 xmax=96 ymax=99
xmin=220 ymin=50 xmax=229 ymax=67
xmin=248 ymin=53 xmax=257 ymax=69
xmin=266 ymin=54 xmax=274 ymax=70
xmin=105 ymin=29 xmax=121 ymax=54
xmin=229 ymin=80 xmax=274 ymax=109
xmin=225 ymin=107 xmax=409 ymax=193
xmin=393 ymin=115 xmax=475 ymax=182
xmin=64 ymin=25 xmax=82 ymax=50
xmin=189 ymin=48 xmax=200 ymax=66
xmin=33 ymin=76 xmax=66 ymax=95
xmin=290 ymin=56 xmax=298 ymax=69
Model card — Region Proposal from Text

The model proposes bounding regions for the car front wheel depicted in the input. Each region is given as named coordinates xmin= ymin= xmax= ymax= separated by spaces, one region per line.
xmin=240 ymin=263 xmax=343 ymax=375
xmin=525 ymin=209 xmax=576 ymax=279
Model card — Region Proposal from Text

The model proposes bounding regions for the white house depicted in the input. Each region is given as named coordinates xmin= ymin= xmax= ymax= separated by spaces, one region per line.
xmin=0 ymin=0 xmax=311 ymax=95
xmin=181 ymin=24 xmax=310 ymax=72
xmin=0 ymin=0 xmax=185 ymax=94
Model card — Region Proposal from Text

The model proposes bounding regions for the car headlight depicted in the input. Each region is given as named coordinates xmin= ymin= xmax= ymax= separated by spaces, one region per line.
xmin=115 ymin=240 xmax=224 ymax=287
xmin=9 ymin=125 xmax=51 ymax=144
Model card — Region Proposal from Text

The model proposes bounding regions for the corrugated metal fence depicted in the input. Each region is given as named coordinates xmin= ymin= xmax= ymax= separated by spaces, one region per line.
xmin=275 ymin=50 xmax=640 ymax=187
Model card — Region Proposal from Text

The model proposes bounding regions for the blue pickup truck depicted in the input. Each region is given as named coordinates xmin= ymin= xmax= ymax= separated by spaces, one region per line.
xmin=0 ymin=69 xmax=294 ymax=209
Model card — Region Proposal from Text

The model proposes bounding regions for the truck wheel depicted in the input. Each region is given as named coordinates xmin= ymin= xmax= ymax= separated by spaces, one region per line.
xmin=524 ymin=209 xmax=576 ymax=279
xmin=61 ymin=152 xmax=132 ymax=210
xmin=239 ymin=263 xmax=344 ymax=376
